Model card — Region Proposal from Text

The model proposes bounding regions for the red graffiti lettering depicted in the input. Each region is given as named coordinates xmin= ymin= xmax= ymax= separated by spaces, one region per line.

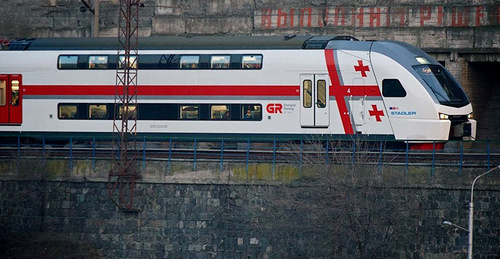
xmin=420 ymin=6 xmax=432 ymax=26
xmin=437 ymin=6 xmax=443 ymax=26
xmin=261 ymin=9 xmax=272 ymax=29
xmin=370 ymin=7 xmax=381 ymax=27
xmin=452 ymin=7 xmax=470 ymax=26
xmin=356 ymin=7 xmax=364 ymax=27
xmin=277 ymin=9 xmax=287 ymax=28
xmin=475 ymin=6 xmax=484 ymax=26
xmin=300 ymin=8 xmax=312 ymax=27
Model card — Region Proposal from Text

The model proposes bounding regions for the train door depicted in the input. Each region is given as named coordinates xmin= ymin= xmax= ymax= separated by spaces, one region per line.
xmin=300 ymin=74 xmax=330 ymax=127
xmin=349 ymin=96 xmax=366 ymax=133
xmin=0 ymin=74 xmax=22 ymax=124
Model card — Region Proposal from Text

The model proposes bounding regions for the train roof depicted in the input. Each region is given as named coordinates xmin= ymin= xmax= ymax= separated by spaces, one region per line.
xmin=6 ymin=35 xmax=359 ymax=51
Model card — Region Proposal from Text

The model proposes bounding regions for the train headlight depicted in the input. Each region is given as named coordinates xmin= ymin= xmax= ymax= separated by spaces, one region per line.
xmin=439 ymin=113 xmax=449 ymax=120
xmin=468 ymin=113 xmax=473 ymax=119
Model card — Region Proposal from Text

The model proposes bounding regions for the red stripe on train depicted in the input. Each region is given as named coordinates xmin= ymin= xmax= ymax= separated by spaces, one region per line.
xmin=23 ymin=85 xmax=301 ymax=96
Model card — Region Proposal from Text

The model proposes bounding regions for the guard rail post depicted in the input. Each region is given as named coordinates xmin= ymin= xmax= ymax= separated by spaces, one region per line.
xmin=193 ymin=138 xmax=197 ymax=171
xmin=69 ymin=136 xmax=73 ymax=171
xmin=431 ymin=141 xmax=436 ymax=176
xmin=405 ymin=141 xmax=409 ymax=175
xmin=299 ymin=138 xmax=303 ymax=174
xmin=246 ymin=138 xmax=250 ymax=178
xmin=142 ymin=136 xmax=146 ymax=172
xmin=325 ymin=138 xmax=329 ymax=165
xmin=459 ymin=140 xmax=464 ymax=175
xmin=272 ymin=138 xmax=276 ymax=180
xmin=219 ymin=139 xmax=224 ymax=173
xmin=92 ymin=137 xmax=96 ymax=171
xmin=167 ymin=138 xmax=172 ymax=173
xmin=42 ymin=136 xmax=46 ymax=157
xmin=487 ymin=141 xmax=490 ymax=170
xmin=378 ymin=140 xmax=383 ymax=171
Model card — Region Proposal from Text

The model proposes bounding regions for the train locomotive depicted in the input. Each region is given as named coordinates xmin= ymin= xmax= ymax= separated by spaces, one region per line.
xmin=0 ymin=36 xmax=476 ymax=148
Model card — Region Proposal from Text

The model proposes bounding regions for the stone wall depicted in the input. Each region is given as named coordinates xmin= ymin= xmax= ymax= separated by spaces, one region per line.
xmin=1 ymin=179 xmax=499 ymax=258
xmin=0 ymin=0 xmax=499 ymax=51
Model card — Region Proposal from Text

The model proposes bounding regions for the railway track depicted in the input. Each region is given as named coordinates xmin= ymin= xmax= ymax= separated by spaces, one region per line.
xmin=0 ymin=141 xmax=498 ymax=170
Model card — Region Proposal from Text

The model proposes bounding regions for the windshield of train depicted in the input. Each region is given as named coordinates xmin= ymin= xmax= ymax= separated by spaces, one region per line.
xmin=413 ymin=64 xmax=469 ymax=107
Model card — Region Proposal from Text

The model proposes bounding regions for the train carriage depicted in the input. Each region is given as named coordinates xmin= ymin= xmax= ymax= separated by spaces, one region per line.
xmin=0 ymin=36 xmax=476 ymax=147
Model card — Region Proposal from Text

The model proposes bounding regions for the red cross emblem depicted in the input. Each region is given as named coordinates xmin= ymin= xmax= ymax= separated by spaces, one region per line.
xmin=368 ymin=104 xmax=384 ymax=122
xmin=354 ymin=60 xmax=370 ymax=77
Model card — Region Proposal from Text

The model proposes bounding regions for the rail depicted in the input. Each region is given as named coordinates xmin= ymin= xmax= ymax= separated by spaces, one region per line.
xmin=0 ymin=136 xmax=499 ymax=176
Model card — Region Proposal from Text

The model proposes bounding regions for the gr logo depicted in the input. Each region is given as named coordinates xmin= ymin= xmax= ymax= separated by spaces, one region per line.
xmin=266 ymin=103 xmax=283 ymax=113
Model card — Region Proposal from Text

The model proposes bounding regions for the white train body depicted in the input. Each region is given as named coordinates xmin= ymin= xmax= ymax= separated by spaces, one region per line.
xmin=0 ymin=36 xmax=476 ymax=144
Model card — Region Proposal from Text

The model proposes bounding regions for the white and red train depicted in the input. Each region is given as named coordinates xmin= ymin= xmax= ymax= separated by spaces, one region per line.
xmin=0 ymin=36 xmax=475 ymax=147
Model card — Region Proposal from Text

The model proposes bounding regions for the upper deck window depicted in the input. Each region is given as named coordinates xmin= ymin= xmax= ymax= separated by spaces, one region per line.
xmin=119 ymin=55 xmax=138 ymax=69
xmin=210 ymin=55 xmax=230 ymax=69
xmin=58 ymin=55 xmax=78 ymax=69
xmin=89 ymin=56 xmax=108 ymax=69
xmin=241 ymin=55 xmax=262 ymax=69
xmin=180 ymin=56 xmax=200 ymax=69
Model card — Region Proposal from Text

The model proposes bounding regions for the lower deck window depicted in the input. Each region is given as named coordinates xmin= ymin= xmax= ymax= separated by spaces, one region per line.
xmin=118 ymin=105 xmax=137 ymax=120
xmin=211 ymin=105 xmax=230 ymax=120
xmin=57 ymin=103 xmax=262 ymax=121
xmin=89 ymin=104 xmax=107 ymax=119
xmin=180 ymin=105 xmax=199 ymax=119
xmin=59 ymin=104 xmax=78 ymax=119
xmin=242 ymin=105 xmax=261 ymax=120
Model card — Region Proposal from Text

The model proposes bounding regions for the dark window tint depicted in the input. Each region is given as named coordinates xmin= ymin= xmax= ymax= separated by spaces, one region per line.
xmin=382 ymin=79 xmax=407 ymax=97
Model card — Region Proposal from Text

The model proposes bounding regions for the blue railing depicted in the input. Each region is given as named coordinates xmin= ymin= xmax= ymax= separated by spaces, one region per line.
xmin=1 ymin=135 xmax=499 ymax=177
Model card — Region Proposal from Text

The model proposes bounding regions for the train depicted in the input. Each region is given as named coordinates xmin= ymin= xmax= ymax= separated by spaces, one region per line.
xmin=0 ymin=35 xmax=476 ymax=149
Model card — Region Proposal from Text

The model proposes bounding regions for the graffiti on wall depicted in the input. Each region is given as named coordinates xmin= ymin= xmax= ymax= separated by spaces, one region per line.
xmin=255 ymin=5 xmax=500 ymax=29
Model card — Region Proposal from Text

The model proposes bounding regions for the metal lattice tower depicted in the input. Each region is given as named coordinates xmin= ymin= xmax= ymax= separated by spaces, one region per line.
xmin=108 ymin=0 xmax=140 ymax=212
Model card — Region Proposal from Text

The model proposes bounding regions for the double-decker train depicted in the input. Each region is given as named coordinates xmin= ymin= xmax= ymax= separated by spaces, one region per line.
xmin=0 ymin=36 xmax=475 ymax=148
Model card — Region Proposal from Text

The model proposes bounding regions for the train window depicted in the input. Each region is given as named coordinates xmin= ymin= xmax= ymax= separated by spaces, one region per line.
xmin=303 ymin=80 xmax=313 ymax=108
xmin=382 ymin=79 xmax=407 ymax=97
xmin=119 ymin=55 xmax=138 ymax=69
xmin=88 ymin=56 xmax=108 ymax=69
xmin=180 ymin=105 xmax=199 ymax=119
xmin=241 ymin=55 xmax=262 ymax=69
xmin=241 ymin=104 xmax=262 ymax=120
xmin=180 ymin=56 xmax=200 ymax=69
xmin=210 ymin=55 xmax=230 ymax=69
xmin=0 ymin=80 xmax=5 ymax=106
xmin=58 ymin=55 xmax=78 ymax=69
xmin=58 ymin=104 xmax=78 ymax=119
xmin=140 ymin=54 xmax=179 ymax=69
xmin=10 ymin=80 xmax=19 ymax=106
xmin=211 ymin=105 xmax=230 ymax=120
xmin=317 ymin=80 xmax=326 ymax=108
xmin=117 ymin=104 xmax=137 ymax=120
xmin=89 ymin=104 xmax=107 ymax=119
